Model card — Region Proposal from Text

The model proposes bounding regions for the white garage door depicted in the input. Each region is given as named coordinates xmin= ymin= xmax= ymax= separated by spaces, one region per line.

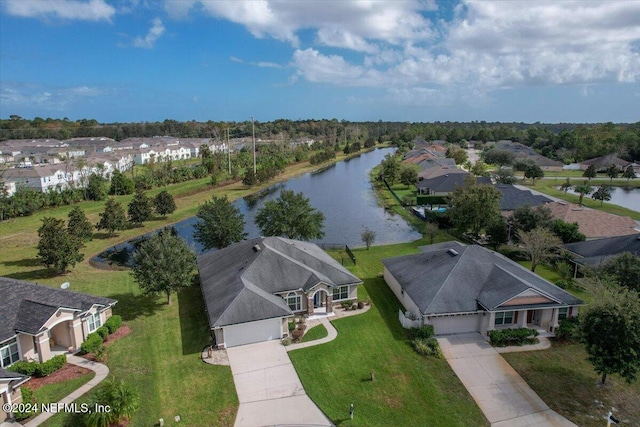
xmin=224 ymin=318 xmax=282 ymax=348
xmin=430 ymin=314 xmax=479 ymax=335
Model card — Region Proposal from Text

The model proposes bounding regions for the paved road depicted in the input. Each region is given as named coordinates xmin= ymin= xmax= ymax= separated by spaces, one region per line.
xmin=437 ymin=333 xmax=577 ymax=427
xmin=227 ymin=340 xmax=332 ymax=427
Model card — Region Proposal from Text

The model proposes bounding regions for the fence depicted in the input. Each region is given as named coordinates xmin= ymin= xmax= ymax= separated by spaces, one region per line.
xmin=398 ymin=309 xmax=422 ymax=329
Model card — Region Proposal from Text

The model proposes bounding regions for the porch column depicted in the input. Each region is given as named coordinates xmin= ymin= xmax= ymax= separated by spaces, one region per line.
xmin=35 ymin=332 xmax=51 ymax=363
xmin=487 ymin=312 xmax=496 ymax=333
xmin=551 ymin=308 xmax=560 ymax=331
xmin=307 ymin=297 xmax=314 ymax=315
xmin=518 ymin=310 xmax=528 ymax=328
xmin=70 ymin=318 xmax=84 ymax=352
xmin=326 ymin=294 xmax=333 ymax=313
xmin=4 ymin=386 xmax=13 ymax=419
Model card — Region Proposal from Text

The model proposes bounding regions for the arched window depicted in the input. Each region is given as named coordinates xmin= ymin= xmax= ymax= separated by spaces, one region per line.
xmin=285 ymin=292 xmax=301 ymax=311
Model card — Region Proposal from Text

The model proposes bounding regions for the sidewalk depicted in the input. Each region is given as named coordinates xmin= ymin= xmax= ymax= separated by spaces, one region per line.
xmin=286 ymin=317 xmax=338 ymax=352
xmin=23 ymin=355 xmax=109 ymax=427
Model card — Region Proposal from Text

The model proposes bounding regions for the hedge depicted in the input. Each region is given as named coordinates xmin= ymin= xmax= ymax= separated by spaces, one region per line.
xmin=488 ymin=328 xmax=539 ymax=347
xmin=15 ymin=387 xmax=34 ymax=420
xmin=8 ymin=354 xmax=66 ymax=377
xmin=104 ymin=315 xmax=123 ymax=334
xmin=416 ymin=195 xmax=448 ymax=206
xmin=96 ymin=326 xmax=109 ymax=341
xmin=81 ymin=332 xmax=103 ymax=354
xmin=412 ymin=338 xmax=441 ymax=357
xmin=409 ymin=325 xmax=434 ymax=340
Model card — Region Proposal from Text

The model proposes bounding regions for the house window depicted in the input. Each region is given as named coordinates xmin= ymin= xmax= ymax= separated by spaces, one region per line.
xmin=87 ymin=312 xmax=102 ymax=332
xmin=494 ymin=311 xmax=514 ymax=326
xmin=285 ymin=292 xmax=301 ymax=311
xmin=1 ymin=338 xmax=19 ymax=368
xmin=332 ymin=286 xmax=349 ymax=301
xmin=558 ymin=307 xmax=568 ymax=321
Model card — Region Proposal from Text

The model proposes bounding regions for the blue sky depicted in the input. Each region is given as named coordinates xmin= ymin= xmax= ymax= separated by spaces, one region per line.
xmin=1 ymin=0 xmax=639 ymax=124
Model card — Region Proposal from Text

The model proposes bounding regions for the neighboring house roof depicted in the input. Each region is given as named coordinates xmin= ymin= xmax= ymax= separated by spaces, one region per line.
xmin=546 ymin=202 xmax=639 ymax=239
xmin=417 ymin=173 xmax=491 ymax=193
xmin=580 ymin=155 xmax=631 ymax=169
xmin=0 ymin=367 xmax=29 ymax=388
xmin=418 ymin=166 xmax=466 ymax=180
xmin=564 ymin=234 xmax=640 ymax=268
xmin=0 ymin=277 xmax=117 ymax=342
xmin=495 ymin=141 xmax=564 ymax=167
xmin=495 ymin=184 xmax=552 ymax=211
xmin=2 ymin=165 xmax=61 ymax=180
xmin=198 ymin=237 xmax=362 ymax=328
xmin=382 ymin=242 xmax=582 ymax=316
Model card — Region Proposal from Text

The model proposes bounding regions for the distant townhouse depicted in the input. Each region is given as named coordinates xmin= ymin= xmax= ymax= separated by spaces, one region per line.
xmin=2 ymin=165 xmax=76 ymax=194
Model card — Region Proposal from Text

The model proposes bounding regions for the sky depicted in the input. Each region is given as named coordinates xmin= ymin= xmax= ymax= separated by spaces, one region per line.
xmin=1 ymin=0 xmax=639 ymax=124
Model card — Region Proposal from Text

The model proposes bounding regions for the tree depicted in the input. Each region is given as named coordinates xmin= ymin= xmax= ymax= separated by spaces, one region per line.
xmin=573 ymin=183 xmax=593 ymax=206
xmin=423 ymin=222 xmax=439 ymax=244
xmin=109 ymin=170 xmax=134 ymax=195
xmin=483 ymin=149 xmax=515 ymax=167
xmin=549 ymin=219 xmax=585 ymax=243
xmin=560 ymin=177 xmax=572 ymax=194
xmin=37 ymin=217 xmax=84 ymax=274
xmin=592 ymin=185 xmax=611 ymax=206
xmin=361 ymin=227 xmax=376 ymax=250
xmin=127 ymin=190 xmax=153 ymax=226
xmin=380 ymin=154 xmax=400 ymax=184
xmin=448 ymin=177 xmax=501 ymax=238
xmin=509 ymin=205 xmax=553 ymax=236
xmin=153 ymin=190 xmax=176 ymax=217
xmin=256 ymin=190 xmax=325 ymax=240
xmin=582 ymin=164 xmax=597 ymax=181
xmin=193 ymin=195 xmax=247 ymax=250
xmin=96 ymin=198 xmax=127 ymax=236
xmin=446 ymin=147 xmax=467 ymax=165
xmin=86 ymin=173 xmax=107 ymax=201
xmin=132 ymin=228 xmax=196 ymax=305
xmin=486 ymin=217 xmax=509 ymax=249
xmin=515 ymin=227 xmax=562 ymax=272
xmin=470 ymin=161 xmax=489 ymax=177
xmin=524 ymin=164 xmax=544 ymax=184
xmin=622 ymin=165 xmax=636 ymax=181
xmin=599 ymin=252 xmax=640 ymax=293
xmin=399 ymin=164 xmax=419 ymax=188
xmin=84 ymin=378 xmax=140 ymax=427
xmin=606 ymin=164 xmax=619 ymax=181
xmin=67 ymin=206 xmax=93 ymax=242
xmin=495 ymin=168 xmax=517 ymax=184
xmin=242 ymin=169 xmax=258 ymax=186
xmin=581 ymin=284 xmax=640 ymax=384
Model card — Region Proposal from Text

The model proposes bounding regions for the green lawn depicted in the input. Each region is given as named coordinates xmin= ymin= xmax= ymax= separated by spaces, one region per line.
xmin=503 ymin=342 xmax=640 ymax=427
xmin=517 ymin=261 xmax=593 ymax=304
xmin=31 ymin=371 xmax=95 ymax=407
xmin=300 ymin=323 xmax=328 ymax=343
xmin=289 ymin=241 xmax=489 ymax=426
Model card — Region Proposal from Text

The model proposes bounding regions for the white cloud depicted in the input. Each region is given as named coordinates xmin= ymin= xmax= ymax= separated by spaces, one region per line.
xmin=255 ymin=61 xmax=282 ymax=69
xmin=133 ymin=18 xmax=165 ymax=48
xmin=4 ymin=0 xmax=115 ymax=22
xmin=229 ymin=56 xmax=244 ymax=63
xmin=0 ymin=83 xmax=109 ymax=113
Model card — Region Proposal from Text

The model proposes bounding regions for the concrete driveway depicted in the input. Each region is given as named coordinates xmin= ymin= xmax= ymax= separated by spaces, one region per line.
xmin=227 ymin=340 xmax=332 ymax=427
xmin=437 ymin=333 xmax=577 ymax=427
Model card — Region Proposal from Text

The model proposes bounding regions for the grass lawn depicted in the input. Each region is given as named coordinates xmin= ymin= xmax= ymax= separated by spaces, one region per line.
xmin=503 ymin=342 xmax=640 ymax=427
xmin=517 ymin=261 xmax=593 ymax=304
xmin=31 ymin=371 xmax=95 ymax=407
xmin=289 ymin=241 xmax=489 ymax=426
xmin=300 ymin=323 xmax=328 ymax=343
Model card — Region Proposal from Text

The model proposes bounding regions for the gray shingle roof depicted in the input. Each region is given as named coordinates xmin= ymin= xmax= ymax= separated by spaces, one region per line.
xmin=417 ymin=173 xmax=491 ymax=193
xmin=0 ymin=367 xmax=29 ymax=387
xmin=382 ymin=243 xmax=582 ymax=315
xmin=495 ymin=184 xmax=552 ymax=211
xmin=565 ymin=235 xmax=640 ymax=268
xmin=0 ymin=277 xmax=117 ymax=342
xmin=197 ymin=237 xmax=362 ymax=328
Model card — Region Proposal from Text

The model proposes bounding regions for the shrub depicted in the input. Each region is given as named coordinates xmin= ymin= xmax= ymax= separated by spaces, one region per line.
xmin=282 ymin=337 xmax=292 ymax=346
xmin=8 ymin=361 xmax=38 ymax=376
xmin=81 ymin=332 xmax=104 ymax=354
xmin=14 ymin=387 xmax=34 ymax=421
xmin=96 ymin=326 xmax=109 ymax=341
xmin=409 ymin=325 xmax=435 ymax=340
xmin=104 ymin=315 xmax=122 ymax=334
xmin=488 ymin=328 xmax=539 ymax=347
xmin=288 ymin=320 xmax=296 ymax=332
xmin=291 ymin=328 xmax=304 ymax=341
xmin=357 ymin=301 xmax=364 ymax=309
xmin=412 ymin=338 xmax=441 ymax=357
xmin=94 ymin=345 xmax=107 ymax=362
xmin=555 ymin=316 xmax=580 ymax=342
xmin=8 ymin=354 xmax=66 ymax=377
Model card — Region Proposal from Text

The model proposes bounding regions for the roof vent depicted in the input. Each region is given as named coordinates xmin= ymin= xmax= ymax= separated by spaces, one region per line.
xmin=252 ymin=244 xmax=261 ymax=252
xmin=447 ymin=249 xmax=459 ymax=257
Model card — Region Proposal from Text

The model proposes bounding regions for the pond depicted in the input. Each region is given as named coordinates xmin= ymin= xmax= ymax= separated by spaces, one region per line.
xmin=95 ymin=147 xmax=421 ymax=266
xmin=563 ymin=185 xmax=640 ymax=212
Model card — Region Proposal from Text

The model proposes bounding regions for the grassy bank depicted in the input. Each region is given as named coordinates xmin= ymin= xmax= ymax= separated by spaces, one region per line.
xmin=290 ymin=240 xmax=488 ymax=426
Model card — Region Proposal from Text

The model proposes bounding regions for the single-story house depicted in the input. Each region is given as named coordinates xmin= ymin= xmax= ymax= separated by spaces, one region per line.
xmin=382 ymin=242 xmax=583 ymax=336
xmin=417 ymin=173 xmax=491 ymax=195
xmin=579 ymin=155 xmax=631 ymax=172
xmin=495 ymin=184 xmax=552 ymax=214
xmin=564 ymin=234 xmax=640 ymax=276
xmin=0 ymin=277 xmax=117 ymax=367
xmin=418 ymin=165 xmax=466 ymax=181
xmin=197 ymin=237 xmax=362 ymax=348
xmin=546 ymin=202 xmax=639 ymax=239
xmin=1 ymin=368 xmax=29 ymax=422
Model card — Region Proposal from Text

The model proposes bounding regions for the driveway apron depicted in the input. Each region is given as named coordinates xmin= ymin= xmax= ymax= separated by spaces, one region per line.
xmin=227 ymin=340 xmax=332 ymax=427
xmin=437 ymin=333 xmax=578 ymax=427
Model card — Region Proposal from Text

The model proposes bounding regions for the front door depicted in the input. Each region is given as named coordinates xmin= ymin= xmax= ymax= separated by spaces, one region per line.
xmin=531 ymin=310 xmax=540 ymax=324
xmin=313 ymin=292 xmax=323 ymax=308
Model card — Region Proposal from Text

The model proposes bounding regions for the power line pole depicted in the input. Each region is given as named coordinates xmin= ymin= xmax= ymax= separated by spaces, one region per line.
xmin=227 ymin=127 xmax=231 ymax=175
xmin=251 ymin=117 xmax=256 ymax=174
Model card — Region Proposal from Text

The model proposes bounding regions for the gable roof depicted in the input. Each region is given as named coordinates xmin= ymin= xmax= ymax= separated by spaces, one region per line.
xmin=581 ymin=155 xmax=631 ymax=168
xmin=417 ymin=173 xmax=491 ymax=193
xmin=546 ymin=202 xmax=639 ymax=239
xmin=0 ymin=367 xmax=29 ymax=388
xmin=382 ymin=242 xmax=582 ymax=315
xmin=418 ymin=166 xmax=467 ymax=180
xmin=564 ymin=234 xmax=640 ymax=268
xmin=0 ymin=277 xmax=117 ymax=342
xmin=495 ymin=184 xmax=552 ymax=211
xmin=197 ymin=237 xmax=361 ymax=328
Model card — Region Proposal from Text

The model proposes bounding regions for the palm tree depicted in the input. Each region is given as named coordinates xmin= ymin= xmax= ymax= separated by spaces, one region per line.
xmin=574 ymin=183 xmax=593 ymax=206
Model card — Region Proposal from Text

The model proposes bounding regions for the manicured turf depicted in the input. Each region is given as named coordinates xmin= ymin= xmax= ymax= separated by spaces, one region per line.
xmin=31 ymin=371 xmax=95 ymax=408
xmin=289 ymin=241 xmax=489 ymax=426
xmin=503 ymin=342 xmax=640 ymax=427
xmin=300 ymin=323 xmax=328 ymax=343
